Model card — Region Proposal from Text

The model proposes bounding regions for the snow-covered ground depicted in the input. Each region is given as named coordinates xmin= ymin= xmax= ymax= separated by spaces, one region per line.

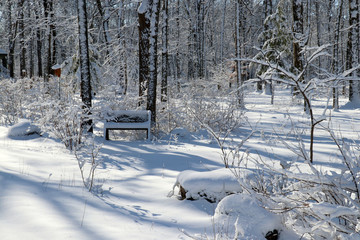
xmin=0 ymin=88 xmax=359 ymax=239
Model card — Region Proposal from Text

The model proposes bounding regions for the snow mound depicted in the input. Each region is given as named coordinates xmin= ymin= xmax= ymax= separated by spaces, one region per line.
xmin=7 ymin=120 xmax=41 ymax=138
xmin=171 ymin=168 xmax=281 ymax=202
xmin=214 ymin=194 xmax=297 ymax=240
xmin=171 ymin=168 xmax=242 ymax=202
xmin=341 ymin=101 xmax=360 ymax=109
xmin=170 ymin=127 xmax=191 ymax=139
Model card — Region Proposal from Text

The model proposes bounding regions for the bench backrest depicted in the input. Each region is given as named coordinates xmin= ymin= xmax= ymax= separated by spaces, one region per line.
xmin=106 ymin=110 xmax=151 ymax=123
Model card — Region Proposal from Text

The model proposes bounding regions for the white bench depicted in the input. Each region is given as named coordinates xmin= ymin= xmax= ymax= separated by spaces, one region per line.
xmin=104 ymin=110 xmax=151 ymax=140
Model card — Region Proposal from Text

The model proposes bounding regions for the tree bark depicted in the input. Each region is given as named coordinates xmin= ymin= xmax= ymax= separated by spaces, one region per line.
xmin=161 ymin=0 xmax=169 ymax=102
xmin=138 ymin=1 xmax=151 ymax=106
xmin=292 ymin=0 xmax=304 ymax=75
xmin=117 ymin=1 xmax=128 ymax=95
xmin=19 ymin=0 xmax=26 ymax=78
xmin=332 ymin=0 xmax=343 ymax=109
xmin=96 ymin=0 xmax=111 ymax=55
xmin=7 ymin=0 xmax=17 ymax=78
xmin=78 ymin=0 xmax=93 ymax=133
xmin=147 ymin=0 xmax=161 ymax=125
xmin=235 ymin=0 xmax=244 ymax=108
xmin=348 ymin=0 xmax=360 ymax=102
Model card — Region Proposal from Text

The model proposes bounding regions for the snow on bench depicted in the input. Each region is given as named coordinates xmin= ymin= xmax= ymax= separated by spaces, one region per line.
xmin=104 ymin=110 xmax=151 ymax=140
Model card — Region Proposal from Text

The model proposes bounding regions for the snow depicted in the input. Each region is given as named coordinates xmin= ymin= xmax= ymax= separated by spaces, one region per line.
xmin=7 ymin=119 xmax=41 ymax=138
xmin=138 ymin=0 xmax=149 ymax=14
xmin=172 ymin=169 xmax=242 ymax=202
xmin=214 ymin=194 xmax=297 ymax=240
xmin=1 ymin=88 xmax=360 ymax=239
xmin=51 ymin=64 xmax=62 ymax=70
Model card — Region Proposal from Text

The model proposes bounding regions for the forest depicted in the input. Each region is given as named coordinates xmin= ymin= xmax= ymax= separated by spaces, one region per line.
xmin=1 ymin=0 xmax=360 ymax=239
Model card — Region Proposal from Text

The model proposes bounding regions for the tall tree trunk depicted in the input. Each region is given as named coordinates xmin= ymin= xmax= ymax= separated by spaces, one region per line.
xmin=117 ymin=1 xmax=128 ymax=95
xmin=161 ymin=0 xmax=168 ymax=102
xmin=235 ymin=0 xmax=244 ymax=108
xmin=292 ymin=0 xmax=304 ymax=75
xmin=195 ymin=0 xmax=206 ymax=79
xmin=292 ymin=0 xmax=307 ymax=111
xmin=348 ymin=0 xmax=360 ymax=103
xmin=77 ymin=0 xmax=93 ymax=133
xmin=19 ymin=0 xmax=26 ymax=78
xmin=7 ymin=0 xmax=17 ymax=78
xmin=35 ymin=5 xmax=43 ymax=78
xmin=43 ymin=0 xmax=51 ymax=81
xmin=28 ymin=5 xmax=34 ymax=78
xmin=96 ymin=0 xmax=111 ymax=55
xmin=263 ymin=0 xmax=273 ymax=96
xmin=51 ymin=4 xmax=57 ymax=67
xmin=175 ymin=0 xmax=181 ymax=91
xmin=332 ymin=0 xmax=343 ymax=109
xmin=220 ymin=0 xmax=227 ymax=65
xmin=138 ymin=1 xmax=151 ymax=106
xmin=147 ymin=0 xmax=161 ymax=125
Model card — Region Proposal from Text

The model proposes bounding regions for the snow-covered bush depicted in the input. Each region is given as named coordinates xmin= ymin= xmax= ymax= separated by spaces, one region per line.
xmin=0 ymin=78 xmax=27 ymax=125
xmin=34 ymin=99 xmax=83 ymax=150
xmin=233 ymin=160 xmax=360 ymax=239
xmin=214 ymin=194 xmax=298 ymax=240
xmin=156 ymin=76 xmax=244 ymax=136
xmin=7 ymin=119 xmax=41 ymax=138
xmin=24 ymin=77 xmax=84 ymax=151
xmin=75 ymin=135 xmax=103 ymax=192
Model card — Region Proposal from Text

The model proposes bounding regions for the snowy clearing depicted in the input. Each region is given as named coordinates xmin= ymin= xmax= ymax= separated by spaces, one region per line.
xmin=1 ymin=89 xmax=360 ymax=239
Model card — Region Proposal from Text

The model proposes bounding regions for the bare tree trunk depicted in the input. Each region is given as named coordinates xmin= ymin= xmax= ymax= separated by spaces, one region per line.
xmin=138 ymin=1 xmax=151 ymax=106
xmin=78 ymin=0 xmax=93 ymax=133
xmin=263 ymin=0 xmax=273 ymax=96
xmin=292 ymin=0 xmax=304 ymax=75
xmin=332 ymin=0 xmax=343 ymax=109
xmin=348 ymin=0 xmax=360 ymax=103
xmin=96 ymin=0 xmax=111 ymax=55
xmin=161 ymin=0 xmax=168 ymax=103
xmin=292 ymin=0 xmax=308 ymax=111
xmin=51 ymin=3 xmax=57 ymax=67
xmin=43 ymin=0 xmax=51 ymax=81
xmin=117 ymin=1 xmax=128 ymax=95
xmin=19 ymin=0 xmax=26 ymax=78
xmin=195 ymin=0 xmax=206 ymax=79
xmin=35 ymin=5 xmax=43 ymax=78
xmin=220 ymin=0 xmax=227 ymax=65
xmin=175 ymin=0 xmax=181 ymax=92
xmin=235 ymin=0 xmax=244 ymax=108
xmin=147 ymin=0 xmax=161 ymax=125
xmin=7 ymin=0 xmax=17 ymax=78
